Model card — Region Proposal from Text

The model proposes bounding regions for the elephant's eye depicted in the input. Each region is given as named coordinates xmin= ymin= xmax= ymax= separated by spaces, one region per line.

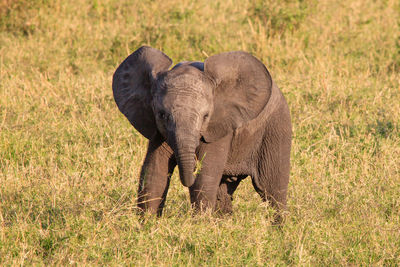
xmin=203 ymin=114 xmax=209 ymax=121
xmin=158 ymin=111 xmax=166 ymax=120
xmin=159 ymin=111 xmax=171 ymax=122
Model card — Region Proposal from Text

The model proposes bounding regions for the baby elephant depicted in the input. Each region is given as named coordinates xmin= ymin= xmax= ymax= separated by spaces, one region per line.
xmin=112 ymin=46 xmax=292 ymax=219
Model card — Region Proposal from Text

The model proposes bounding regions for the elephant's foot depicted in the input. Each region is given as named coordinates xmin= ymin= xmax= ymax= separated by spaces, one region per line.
xmin=251 ymin=177 xmax=288 ymax=225
xmin=214 ymin=176 xmax=244 ymax=214
xmin=215 ymin=182 xmax=233 ymax=214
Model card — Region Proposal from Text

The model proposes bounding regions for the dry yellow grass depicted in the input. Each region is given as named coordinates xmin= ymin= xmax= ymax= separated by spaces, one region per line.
xmin=0 ymin=0 xmax=399 ymax=265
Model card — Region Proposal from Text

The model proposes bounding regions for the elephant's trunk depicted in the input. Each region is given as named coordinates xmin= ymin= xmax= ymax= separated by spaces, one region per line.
xmin=176 ymin=151 xmax=196 ymax=187
xmin=169 ymin=130 xmax=198 ymax=188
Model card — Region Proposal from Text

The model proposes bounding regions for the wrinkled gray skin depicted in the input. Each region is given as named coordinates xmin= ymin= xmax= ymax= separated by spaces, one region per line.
xmin=113 ymin=46 xmax=291 ymax=222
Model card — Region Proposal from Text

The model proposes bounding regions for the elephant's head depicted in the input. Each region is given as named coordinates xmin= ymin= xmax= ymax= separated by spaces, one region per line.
xmin=113 ymin=46 xmax=272 ymax=187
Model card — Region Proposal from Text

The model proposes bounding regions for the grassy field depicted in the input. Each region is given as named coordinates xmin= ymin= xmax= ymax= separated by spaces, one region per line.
xmin=1 ymin=0 xmax=399 ymax=265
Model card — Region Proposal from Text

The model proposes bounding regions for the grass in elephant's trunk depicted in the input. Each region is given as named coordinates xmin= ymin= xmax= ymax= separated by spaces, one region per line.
xmin=193 ymin=153 xmax=206 ymax=176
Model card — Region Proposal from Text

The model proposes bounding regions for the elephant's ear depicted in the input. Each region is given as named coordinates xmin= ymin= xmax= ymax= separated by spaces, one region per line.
xmin=203 ymin=51 xmax=272 ymax=142
xmin=112 ymin=46 xmax=172 ymax=139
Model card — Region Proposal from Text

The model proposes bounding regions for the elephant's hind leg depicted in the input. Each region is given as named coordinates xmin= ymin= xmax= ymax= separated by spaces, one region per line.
xmin=215 ymin=175 xmax=245 ymax=214
xmin=252 ymin=125 xmax=291 ymax=223
xmin=251 ymin=173 xmax=288 ymax=225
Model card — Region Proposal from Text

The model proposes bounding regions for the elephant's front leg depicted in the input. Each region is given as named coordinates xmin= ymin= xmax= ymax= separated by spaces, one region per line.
xmin=189 ymin=133 xmax=232 ymax=212
xmin=137 ymin=135 xmax=176 ymax=216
